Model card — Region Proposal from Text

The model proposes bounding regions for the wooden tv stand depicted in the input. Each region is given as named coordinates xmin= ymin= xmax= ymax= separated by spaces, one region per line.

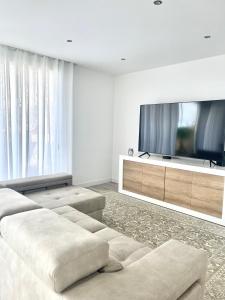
xmin=119 ymin=155 xmax=225 ymax=225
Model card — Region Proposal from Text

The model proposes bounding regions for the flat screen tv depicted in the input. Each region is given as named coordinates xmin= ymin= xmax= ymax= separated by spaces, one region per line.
xmin=138 ymin=100 xmax=225 ymax=162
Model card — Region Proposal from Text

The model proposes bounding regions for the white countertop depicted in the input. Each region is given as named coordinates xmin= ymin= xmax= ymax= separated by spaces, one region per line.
xmin=120 ymin=154 xmax=225 ymax=176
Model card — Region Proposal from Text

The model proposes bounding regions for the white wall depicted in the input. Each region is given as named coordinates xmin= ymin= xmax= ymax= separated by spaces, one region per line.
xmin=73 ymin=66 xmax=114 ymax=186
xmin=112 ymin=54 xmax=225 ymax=181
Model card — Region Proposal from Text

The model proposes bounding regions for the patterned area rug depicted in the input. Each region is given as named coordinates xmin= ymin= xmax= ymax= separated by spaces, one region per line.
xmin=91 ymin=183 xmax=225 ymax=300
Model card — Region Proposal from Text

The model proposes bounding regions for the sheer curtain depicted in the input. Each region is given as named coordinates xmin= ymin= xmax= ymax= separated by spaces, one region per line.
xmin=0 ymin=45 xmax=74 ymax=180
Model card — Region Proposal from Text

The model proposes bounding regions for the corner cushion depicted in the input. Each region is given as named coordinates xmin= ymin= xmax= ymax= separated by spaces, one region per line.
xmin=1 ymin=208 xmax=109 ymax=293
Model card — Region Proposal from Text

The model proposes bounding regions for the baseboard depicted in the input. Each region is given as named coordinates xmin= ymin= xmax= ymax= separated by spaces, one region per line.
xmin=73 ymin=178 xmax=112 ymax=188
xmin=111 ymin=178 xmax=119 ymax=184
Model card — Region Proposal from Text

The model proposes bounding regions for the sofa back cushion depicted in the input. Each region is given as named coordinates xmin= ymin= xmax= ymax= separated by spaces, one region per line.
xmin=0 ymin=188 xmax=41 ymax=221
xmin=1 ymin=208 xmax=109 ymax=293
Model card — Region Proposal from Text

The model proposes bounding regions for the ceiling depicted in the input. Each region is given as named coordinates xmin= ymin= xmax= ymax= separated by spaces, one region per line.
xmin=0 ymin=0 xmax=225 ymax=75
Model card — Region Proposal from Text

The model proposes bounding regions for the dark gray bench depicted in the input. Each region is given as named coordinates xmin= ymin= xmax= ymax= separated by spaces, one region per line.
xmin=0 ymin=173 xmax=72 ymax=193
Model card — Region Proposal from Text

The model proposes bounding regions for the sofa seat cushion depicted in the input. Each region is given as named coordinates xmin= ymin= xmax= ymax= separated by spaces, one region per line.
xmin=27 ymin=186 xmax=105 ymax=215
xmin=92 ymin=226 xmax=152 ymax=267
xmin=1 ymin=208 xmax=109 ymax=293
xmin=108 ymin=235 xmax=152 ymax=264
xmin=54 ymin=206 xmax=152 ymax=268
xmin=0 ymin=188 xmax=41 ymax=221
xmin=53 ymin=206 xmax=106 ymax=233
xmin=0 ymin=173 xmax=72 ymax=192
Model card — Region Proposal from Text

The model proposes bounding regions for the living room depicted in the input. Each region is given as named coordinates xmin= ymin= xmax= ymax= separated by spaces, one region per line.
xmin=1 ymin=1 xmax=225 ymax=299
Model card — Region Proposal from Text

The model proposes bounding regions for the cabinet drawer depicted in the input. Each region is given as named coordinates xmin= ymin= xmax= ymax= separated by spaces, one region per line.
xmin=192 ymin=172 xmax=224 ymax=190
xmin=123 ymin=160 xmax=142 ymax=182
xmin=164 ymin=168 xmax=192 ymax=208
xmin=142 ymin=164 xmax=165 ymax=200
xmin=123 ymin=160 xmax=142 ymax=193
xmin=165 ymin=168 xmax=192 ymax=183
xmin=191 ymin=173 xmax=224 ymax=218
xmin=123 ymin=179 xmax=142 ymax=194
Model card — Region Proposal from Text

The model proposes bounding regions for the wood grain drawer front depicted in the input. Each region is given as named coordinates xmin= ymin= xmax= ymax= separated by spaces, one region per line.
xmin=164 ymin=168 xmax=192 ymax=208
xmin=122 ymin=159 xmax=225 ymax=219
xmin=191 ymin=173 xmax=224 ymax=218
xmin=192 ymin=172 xmax=224 ymax=190
xmin=142 ymin=164 xmax=165 ymax=200
xmin=123 ymin=160 xmax=142 ymax=194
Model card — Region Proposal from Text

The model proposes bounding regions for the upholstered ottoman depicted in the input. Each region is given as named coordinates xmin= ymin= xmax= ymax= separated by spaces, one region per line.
xmin=27 ymin=186 xmax=105 ymax=221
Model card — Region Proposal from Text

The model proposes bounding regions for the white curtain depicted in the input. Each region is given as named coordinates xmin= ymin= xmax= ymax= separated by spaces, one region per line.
xmin=0 ymin=45 xmax=74 ymax=180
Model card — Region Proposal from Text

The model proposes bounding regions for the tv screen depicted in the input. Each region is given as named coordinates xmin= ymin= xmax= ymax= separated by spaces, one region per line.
xmin=138 ymin=100 xmax=225 ymax=161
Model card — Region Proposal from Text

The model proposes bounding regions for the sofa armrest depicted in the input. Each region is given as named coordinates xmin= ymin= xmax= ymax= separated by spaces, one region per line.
xmin=125 ymin=239 xmax=208 ymax=300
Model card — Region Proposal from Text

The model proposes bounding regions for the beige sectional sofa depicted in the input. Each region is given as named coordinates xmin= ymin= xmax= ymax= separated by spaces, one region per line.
xmin=0 ymin=188 xmax=208 ymax=300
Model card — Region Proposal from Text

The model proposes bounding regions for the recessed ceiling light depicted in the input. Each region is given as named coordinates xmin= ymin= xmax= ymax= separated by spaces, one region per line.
xmin=121 ymin=58 xmax=126 ymax=61
xmin=153 ymin=0 xmax=163 ymax=5
xmin=66 ymin=39 xmax=72 ymax=43
xmin=204 ymin=35 xmax=211 ymax=39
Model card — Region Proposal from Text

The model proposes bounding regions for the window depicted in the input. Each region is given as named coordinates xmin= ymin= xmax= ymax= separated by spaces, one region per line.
xmin=0 ymin=45 xmax=73 ymax=180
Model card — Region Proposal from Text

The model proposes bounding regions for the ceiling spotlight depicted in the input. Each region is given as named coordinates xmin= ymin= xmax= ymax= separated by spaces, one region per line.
xmin=121 ymin=58 xmax=126 ymax=61
xmin=66 ymin=39 xmax=73 ymax=43
xmin=154 ymin=0 xmax=163 ymax=5
xmin=204 ymin=35 xmax=211 ymax=39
